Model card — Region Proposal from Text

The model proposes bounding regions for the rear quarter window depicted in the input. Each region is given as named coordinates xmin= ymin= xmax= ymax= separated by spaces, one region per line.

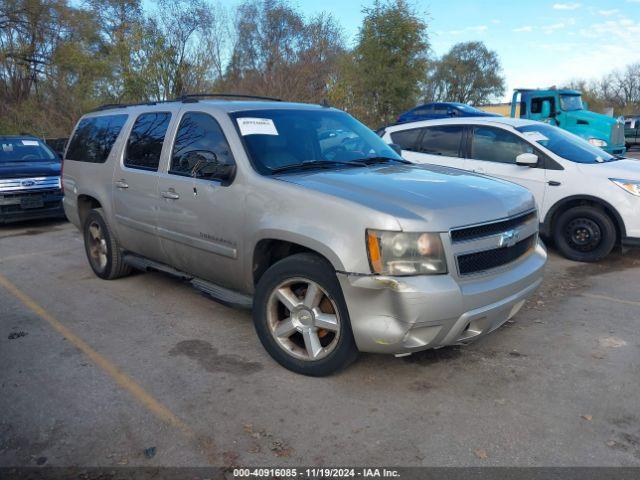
xmin=66 ymin=114 xmax=128 ymax=163
xmin=390 ymin=128 xmax=422 ymax=151
xmin=420 ymin=126 xmax=464 ymax=157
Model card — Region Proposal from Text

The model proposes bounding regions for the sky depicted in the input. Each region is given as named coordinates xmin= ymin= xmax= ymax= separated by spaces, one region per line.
xmin=274 ymin=0 xmax=640 ymax=101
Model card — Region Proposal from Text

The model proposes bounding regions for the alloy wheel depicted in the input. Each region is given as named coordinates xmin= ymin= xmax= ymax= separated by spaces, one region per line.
xmin=266 ymin=277 xmax=341 ymax=361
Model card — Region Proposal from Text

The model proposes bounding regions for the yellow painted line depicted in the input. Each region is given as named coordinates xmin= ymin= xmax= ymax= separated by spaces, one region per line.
xmin=0 ymin=272 xmax=196 ymax=440
xmin=583 ymin=293 xmax=640 ymax=308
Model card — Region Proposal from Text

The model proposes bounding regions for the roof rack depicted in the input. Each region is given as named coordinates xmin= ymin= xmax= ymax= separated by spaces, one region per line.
xmin=92 ymin=93 xmax=282 ymax=112
xmin=177 ymin=93 xmax=282 ymax=103
xmin=92 ymin=101 xmax=165 ymax=112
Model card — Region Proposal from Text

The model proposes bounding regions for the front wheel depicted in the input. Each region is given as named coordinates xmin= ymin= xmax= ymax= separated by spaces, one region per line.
xmin=253 ymin=253 xmax=358 ymax=376
xmin=553 ymin=206 xmax=616 ymax=262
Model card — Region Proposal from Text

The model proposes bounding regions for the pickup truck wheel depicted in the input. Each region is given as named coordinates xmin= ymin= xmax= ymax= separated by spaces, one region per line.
xmin=83 ymin=208 xmax=132 ymax=280
xmin=253 ymin=253 xmax=358 ymax=376
xmin=553 ymin=206 xmax=616 ymax=262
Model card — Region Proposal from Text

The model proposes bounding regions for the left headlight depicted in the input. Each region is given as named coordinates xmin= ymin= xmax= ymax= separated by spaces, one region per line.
xmin=366 ymin=229 xmax=447 ymax=276
xmin=610 ymin=178 xmax=640 ymax=197
xmin=588 ymin=138 xmax=608 ymax=147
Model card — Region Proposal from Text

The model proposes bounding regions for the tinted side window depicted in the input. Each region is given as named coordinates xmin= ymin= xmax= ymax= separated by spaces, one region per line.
xmin=471 ymin=127 xmax=534 ymax=164
xmin=390 ymin=128 xmax=421 ymax=151
xmin=124 ymin=112 xmax=171 ymax=171
xmin=530 ymin=97 xmax=555 ymax=114
xmin=66 ymin=114 xmax=128 ymax=163
xmin=419 ymin=126 xmax=463 ymax=157
xmin=170 ymin=112 xmax=234 ymax=180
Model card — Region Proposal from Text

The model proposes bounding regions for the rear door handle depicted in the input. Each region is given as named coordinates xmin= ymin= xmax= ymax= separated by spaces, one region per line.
xmin=114 ymin=180 xmax=129 ymax=189
xmin=548 ymin=180 xmax=561 ymax=186
xmin=161 ymin=189 xmax=180 ymax=200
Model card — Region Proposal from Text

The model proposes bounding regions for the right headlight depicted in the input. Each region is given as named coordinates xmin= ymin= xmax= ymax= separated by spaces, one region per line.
xmin=610 ymin=178 xmax=640 ymax=197
xmin=588 ymin=138 xmax=608 ymax=147
xmin=366 ymin=229 xmax=447 ymax=276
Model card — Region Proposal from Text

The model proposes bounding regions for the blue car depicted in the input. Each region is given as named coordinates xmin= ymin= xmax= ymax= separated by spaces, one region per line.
xmin=396 ymin=102 xmax=500 ymax=124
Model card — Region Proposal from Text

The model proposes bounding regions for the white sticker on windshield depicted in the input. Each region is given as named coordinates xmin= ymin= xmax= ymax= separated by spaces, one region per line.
xmin=523 ymin=131 xmax=549 ymax=142
xmin=22 ymin=140 xmax=39 ymax=146
xmin=237 ymin=118 xmax=278 ymax=136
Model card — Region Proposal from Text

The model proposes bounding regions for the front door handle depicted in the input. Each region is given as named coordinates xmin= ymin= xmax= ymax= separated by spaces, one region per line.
xmin=114 ymin=180 xmax=129 ymax=189
xmin=161 ymin=189 xmax=180 ymax=200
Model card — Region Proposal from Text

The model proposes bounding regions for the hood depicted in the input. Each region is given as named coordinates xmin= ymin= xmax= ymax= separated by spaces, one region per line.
xmin=577 ymin=158 xmax=640 ymax=179
xmin=276 ymin=164 xmax=535 ymax=231
xmin=0 ymin=160 xmax=61 ymax=179
xmin=564 ymin=109 xmax=620 ymax=143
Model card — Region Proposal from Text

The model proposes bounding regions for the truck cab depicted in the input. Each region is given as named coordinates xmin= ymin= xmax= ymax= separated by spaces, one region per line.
xmin=510 ymin=88 xmax=626 ymax=156
xmin=624 ymin=116 xmax=640 ymax=150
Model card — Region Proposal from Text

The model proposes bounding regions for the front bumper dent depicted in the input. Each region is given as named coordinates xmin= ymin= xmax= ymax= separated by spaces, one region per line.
xmin=338 ymin=241 xmax=546 ymax=354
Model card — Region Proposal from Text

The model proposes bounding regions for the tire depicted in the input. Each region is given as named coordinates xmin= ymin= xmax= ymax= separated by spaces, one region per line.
xmin=253 ymin=253 xmax=358 ymax=376
xmin=83 ymin=208 xmax=132 ymax=279
xmin=553 ymin=206 xmax=616 ymax=262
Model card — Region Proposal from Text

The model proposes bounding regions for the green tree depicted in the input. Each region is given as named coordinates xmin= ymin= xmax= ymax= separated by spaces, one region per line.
xmin=427 ymin=41 xmax=505 ymax=105
xmin=329 ymin=0 xmax=429 ymax=127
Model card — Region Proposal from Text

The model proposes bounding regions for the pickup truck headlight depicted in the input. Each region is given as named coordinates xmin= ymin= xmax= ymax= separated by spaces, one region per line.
xmin=610 ymin=178 xmax=640 ymax=197
xmin=366 ymin=230 xmax=447 ymax=276
xmin=588 ymin=138 xmax=607 ymax=147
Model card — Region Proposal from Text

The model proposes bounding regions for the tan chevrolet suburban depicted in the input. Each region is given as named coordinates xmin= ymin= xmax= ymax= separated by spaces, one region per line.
xmin=62 ymin=94 xmax=546 ymax=376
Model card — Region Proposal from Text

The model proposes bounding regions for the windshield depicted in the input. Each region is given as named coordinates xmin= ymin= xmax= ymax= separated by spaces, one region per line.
xmin=455 ymin=104 xmax=482 ymax=113
xmin=0 ymin=138 xmax=57 ymax=163
xmin=231 ymin=109 xmax=402 ymax=174
xmin=560 ymin=94 xmax=583 ymax=112
xmin=516 ymin=124 xmax=616 ymax=164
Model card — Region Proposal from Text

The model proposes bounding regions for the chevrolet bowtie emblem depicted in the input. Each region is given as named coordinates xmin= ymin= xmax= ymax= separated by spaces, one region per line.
xmin=498 ymin=229 xmax=520 ymax=248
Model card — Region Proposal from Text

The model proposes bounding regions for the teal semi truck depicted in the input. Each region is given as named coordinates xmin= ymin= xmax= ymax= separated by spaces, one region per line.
xmin=508 ymin=88 xmax=626 ymax=155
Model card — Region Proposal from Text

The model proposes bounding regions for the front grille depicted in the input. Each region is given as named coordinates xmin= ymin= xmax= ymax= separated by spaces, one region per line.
xmin=612 ymin=123 xmax=625 ymax=146
xmin=451 ymin=211 xmax=536 ymax=243
xmin=457 ymin=235 xmax=535 ymax=276
xmin=0 ymin=176 xmax=61 ymax=192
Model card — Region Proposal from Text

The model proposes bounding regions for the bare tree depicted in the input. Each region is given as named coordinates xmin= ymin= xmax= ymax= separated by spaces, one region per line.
xmin=223 ymin=0 xmax=344 ymax=102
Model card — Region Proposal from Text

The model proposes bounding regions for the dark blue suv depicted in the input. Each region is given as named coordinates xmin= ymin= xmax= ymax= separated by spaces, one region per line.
xmin=0 ymin=135 xmax=65 ymax=223
xmin=396 ymin=102 xmax=500 ymax=124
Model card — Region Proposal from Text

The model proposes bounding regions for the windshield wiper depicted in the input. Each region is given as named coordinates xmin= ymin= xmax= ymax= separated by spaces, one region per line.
xmin=350 ymin=156 xmax=411 ymax=165
xmin=270 ymin=160 xmax=366 ymax=174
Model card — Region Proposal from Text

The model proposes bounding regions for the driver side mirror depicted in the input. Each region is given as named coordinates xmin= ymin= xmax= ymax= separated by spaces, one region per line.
xmin=516 ymin=153 xmax=538 ymax=167
xmin=184 ymin=150 xmax=236 ymax=185
xmin=388 ymin=143 xmax=402 ymax=155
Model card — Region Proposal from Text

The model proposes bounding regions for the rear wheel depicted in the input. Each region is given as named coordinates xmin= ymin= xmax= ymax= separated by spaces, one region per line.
xmin=83 ymin=208 xmax=132 ymax=279
xmin=253 ymin=253 xmax=358 ymax=376
xmin=553 ymin=206 xmax=616 ymax=262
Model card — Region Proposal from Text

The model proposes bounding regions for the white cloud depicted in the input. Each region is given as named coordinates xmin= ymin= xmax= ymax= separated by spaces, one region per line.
xmin=598 ymin=9 xmax=618 ymax=16
xmin=491 ymin=19 xmax=501 ymax=24
xmin=580 ymin=18 xmax=640 ymax=42
xmin=513 ymin=25 xmax=533 ymax=32
xmin=542 ymin=22 xmax=567 ymax=33
xmin=447 ymin=25 xmax=488 ymax=35
xmin=553 ymin=3 xmax=581 ymax=10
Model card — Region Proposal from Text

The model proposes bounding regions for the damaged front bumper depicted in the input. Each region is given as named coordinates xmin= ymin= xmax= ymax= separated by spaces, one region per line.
xmin=337 ymin=241 xmax=547 ymax=355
